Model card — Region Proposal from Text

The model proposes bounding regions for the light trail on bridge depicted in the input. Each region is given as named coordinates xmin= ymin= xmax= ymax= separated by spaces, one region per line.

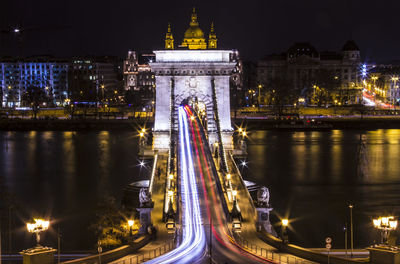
xmin=185 ymin=105 xmax=275 ymax=264
xmin=146 ymin=106 xmax=206 ymax=264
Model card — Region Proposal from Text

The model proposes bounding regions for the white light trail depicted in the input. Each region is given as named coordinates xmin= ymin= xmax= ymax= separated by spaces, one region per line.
xmin=147 ymin=106 xmax=206 ymax=263
xmin=363 ymin=96 xmax=376 ymax=106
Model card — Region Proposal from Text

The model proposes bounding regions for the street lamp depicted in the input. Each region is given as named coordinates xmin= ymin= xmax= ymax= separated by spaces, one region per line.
xmin=349 ymin=204 xmax=354 ymax=258
xmin=281 ymin=219 xmax=289 ymax=243
xmin=258 ymin=84 xmax=262 ymax=110
xmin=373 ymin=216 xmax=398 ymax=245
xmin=232 ymin=190 xmax=237 ymax=197
xmin=390 ymin=76 xmax=399 ymax=109
xmin=128 ymin=219 xmax=134 ymax=238
xmin=27 ymin=219 xmax=50 ymax=247
xmin=168 ymin=190 xmax=174 ymax=202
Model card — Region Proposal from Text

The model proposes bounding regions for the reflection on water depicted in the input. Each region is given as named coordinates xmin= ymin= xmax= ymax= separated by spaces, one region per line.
xmin=0 ymin=131 xmax=143 ymax=252
xmin=1 ymin=129 xmax=400 ymax=252
xmin=244 ymin=129 xmax=400 ymax=248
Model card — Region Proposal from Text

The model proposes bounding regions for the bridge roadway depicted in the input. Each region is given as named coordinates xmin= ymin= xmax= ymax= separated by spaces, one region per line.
xmin=146 ymin=106 xmax=274 ymax=263
xmin=187 ymin=105 xmax=278 ymax=263
xmin=112 ymin=105 xmax=314 ymax=263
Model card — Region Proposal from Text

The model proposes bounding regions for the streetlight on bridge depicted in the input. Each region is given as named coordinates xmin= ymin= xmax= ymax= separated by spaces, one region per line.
xmin=281 ymin=219 xmax=289 ymax=244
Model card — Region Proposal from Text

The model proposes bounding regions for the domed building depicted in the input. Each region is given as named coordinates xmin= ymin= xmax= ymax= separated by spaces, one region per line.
xmin=165 ymin=8 xmax=217 ymax=50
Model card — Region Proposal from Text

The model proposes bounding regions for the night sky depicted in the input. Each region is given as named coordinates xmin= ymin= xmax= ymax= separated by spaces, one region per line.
xmin=1 ymin=0 xmax=399 ymax=62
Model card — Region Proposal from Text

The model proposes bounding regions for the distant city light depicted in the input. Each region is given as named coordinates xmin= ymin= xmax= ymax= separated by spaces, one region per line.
xmin=139 ymin=161 xmax=145 ymax=167
xmin=361 ymin=64 xmax=367 ymax=78
xmin=14 ymin=28 xmax=20 ymax=33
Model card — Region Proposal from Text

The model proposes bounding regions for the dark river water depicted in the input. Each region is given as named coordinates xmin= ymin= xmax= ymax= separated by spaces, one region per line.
xmin=1 ymin=129 xmax=400 ymax=253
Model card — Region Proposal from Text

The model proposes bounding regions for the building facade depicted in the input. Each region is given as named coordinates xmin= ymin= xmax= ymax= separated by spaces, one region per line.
xmin=256 ymin=40 xmax=364 ymax=105
xmin=0 ymin=57 xmax=69 ymax=107
xmin=69 ymin=56 xmax=120 ymax=106
xmin=0 ymin=56 xmax=121 ymax=108
xmin=123 ymin=51 xmax=155 ymax=110
xmin=368 ymin=64 xmax=400 ymax=105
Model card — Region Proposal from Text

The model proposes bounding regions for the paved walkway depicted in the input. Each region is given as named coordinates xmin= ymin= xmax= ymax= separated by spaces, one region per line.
xmin=110 ymin=156 xmax=175 ymax=264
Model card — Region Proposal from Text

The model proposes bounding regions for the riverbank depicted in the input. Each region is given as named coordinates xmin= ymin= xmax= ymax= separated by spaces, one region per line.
xmin=234 ymin=116 xmax=400 ymax=130
xmin=2 ymin=116 xmax=400 ymax=130
xmin=0 ymin=118 xmax=150 ymax=131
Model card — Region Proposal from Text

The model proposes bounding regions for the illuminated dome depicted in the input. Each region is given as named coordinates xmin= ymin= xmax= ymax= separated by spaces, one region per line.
xmin=180 ymin=8 xmax=207 ymax=50
xmin=184 ymin=25 xmax=205 ymax=39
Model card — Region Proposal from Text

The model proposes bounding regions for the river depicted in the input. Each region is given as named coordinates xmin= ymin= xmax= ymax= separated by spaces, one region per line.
xmin=0 ymin=129 xmax=399 ymax=253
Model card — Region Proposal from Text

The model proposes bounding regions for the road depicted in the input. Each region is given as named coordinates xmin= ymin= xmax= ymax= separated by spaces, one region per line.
xmin=146 ymin=106 xmax=207 ymax=263
xmin=184 ymin=105 xmax=274 ymax=264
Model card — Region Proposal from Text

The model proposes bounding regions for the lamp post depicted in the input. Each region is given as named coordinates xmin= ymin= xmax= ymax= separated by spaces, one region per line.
xmin=100 ymin=84 xmax=105 ymax=105
xmin=391 ymin=76 xmax=399 ymax=109
xmin=373 ymin=216 xmax=398 ymax=245
xmin=349 ymin=205 xmax=354 ymax=258
xmin=258 ymin=84 xmax=262 ymax=110
xmin=343 ymin=223 xmax=348 ymax=258
xmin=128 ymin=219 xmax=134 ymax=240
xmin=281 ymin=219 xmax=289 ymax=243
xmin=26 ymin=219 xmax=50 ymax=247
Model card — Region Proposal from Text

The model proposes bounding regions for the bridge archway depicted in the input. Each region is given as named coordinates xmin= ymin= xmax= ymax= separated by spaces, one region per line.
xmin=175 ymin=92 xmax=214 ymax=135
xmin=150 ymin=50 xmax=237 ymax=151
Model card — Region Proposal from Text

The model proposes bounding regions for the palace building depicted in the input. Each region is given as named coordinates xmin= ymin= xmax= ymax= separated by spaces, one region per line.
xmin=256 ymin=40 xmax=364 ymax=105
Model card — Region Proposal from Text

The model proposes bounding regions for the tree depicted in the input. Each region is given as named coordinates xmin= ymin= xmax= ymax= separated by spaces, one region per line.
xmin=124 ymin=90 xmax=143 ymax=118
xmin=90 ymin=196 xmax=129 ymax=249
xmin=22 ymin=86 xmax=47 ymax=119
xmin=312 ymin=69 xmax=341 ymax=106
xmin=267 ymin=74 xmax=296 ymax=115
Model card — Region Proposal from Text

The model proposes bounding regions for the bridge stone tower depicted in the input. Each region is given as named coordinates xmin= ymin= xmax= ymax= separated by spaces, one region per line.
xmin=151 ymin=9 xmax=238 ymax=152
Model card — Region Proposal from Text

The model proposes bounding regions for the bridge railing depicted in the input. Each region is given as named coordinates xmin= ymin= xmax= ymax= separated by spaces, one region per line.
xmin=228 ymin=151 xmax=256 ymax=214
xmin=148 ymin=152 xmax=158 ymax=194
xmin=112 ymin=239 xmax=175 ymax=264
xmin=233 ymin=233 xmax=315 ymax=264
